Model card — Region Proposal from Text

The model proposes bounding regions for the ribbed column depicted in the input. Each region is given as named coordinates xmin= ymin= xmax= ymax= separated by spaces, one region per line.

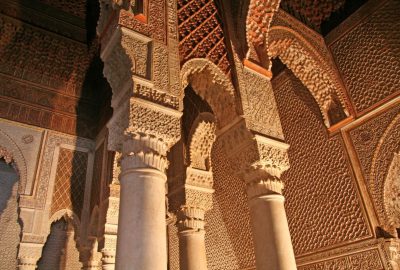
xmin=177 ymin=206 xmax=208 ymax=270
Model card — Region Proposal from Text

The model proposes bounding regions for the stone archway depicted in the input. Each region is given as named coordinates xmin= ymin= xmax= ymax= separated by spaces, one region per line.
xmin=181 ymin=58 xmax=239 ymax=129
xmin=0 ymin=157 xmax=20 ymax=270
xmin=370 ymin=113 xmax=400 ymax=236
xmin=38 ymin=210 xmax=82 ymax=270
xmin=268 ymin=26 xmax=349 ymax=127
xmin=0 ymin=130 xmax=29 ymax=270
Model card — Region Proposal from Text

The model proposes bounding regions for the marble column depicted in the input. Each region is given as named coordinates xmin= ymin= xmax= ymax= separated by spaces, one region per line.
xmin=17 ymin=242 xmax=44 ymax=270
xmin=247 ymin=181 xmax=296 ymax=270
xmin=115 ymin=159 xmax=168 ymax=270
xmin=220 ymin=125 xmax=296 ymax=270
xmin=177 ymin=207 xmax=208 ymax=270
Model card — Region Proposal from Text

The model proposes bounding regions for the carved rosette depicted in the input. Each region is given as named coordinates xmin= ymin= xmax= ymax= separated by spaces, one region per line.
xmin=219 ymin=118 xmax=290 ymax=198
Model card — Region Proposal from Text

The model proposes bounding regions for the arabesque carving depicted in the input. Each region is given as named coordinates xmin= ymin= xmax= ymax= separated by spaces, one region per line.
xmin=384 ymin=153 xmax=400 ymax=233
xmin=268 ymin=26 xmax=350 ymax=127
xmin=188 ymin=113 xmax=216 ymax=171
xmin=370 ymin=113 xmax=400 ymax=234
xmin=181 ymin=59 xmax=238 ymax=128
xmin=246 ymin=0 xmax=282 ymax=69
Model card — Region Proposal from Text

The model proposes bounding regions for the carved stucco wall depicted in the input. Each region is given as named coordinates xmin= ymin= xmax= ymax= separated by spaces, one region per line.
xmin=205 ymin=139 xmax=256 ymax=270
xmin=272 ymin=71 xmax=372 ymax=257
xmin=349 ymin=104 xmax=400 ymax=232
xmin=328 ymin=0 xmax=400 ymax=114
xmin=0 ymin=161 xmax=20 ymax=270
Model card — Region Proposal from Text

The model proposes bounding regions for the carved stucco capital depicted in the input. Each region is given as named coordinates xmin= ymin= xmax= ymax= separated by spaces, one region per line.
xmin=17 ymin=242 xmax=44 ymax=270
xmin=100 ymin=25 xmax=182 ymax=173
xmin=176 ymin=206 xmax=207 ymax=232
xmin=218 ymin=118 xmax=290 ymax=196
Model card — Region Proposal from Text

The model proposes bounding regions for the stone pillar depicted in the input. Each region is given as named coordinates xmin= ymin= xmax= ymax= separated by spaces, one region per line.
xmin=247 ymin=180 xmax=296 ymax=270
xmin=169 ymin=168 xmax=214 ymax=270
xmin=177 ymin=206 xmax=208 ymax=270
xmin=101 ymin=182 xmax=120 ymax=270
xmin=220 ymin=121 xmax=297 ymax=270
xmin=17 ymin=242 xmax=44 ymax=270
xmin=115 ymin=148 xmax=168 ymax=270
xmin=99 ymin=2 xmax=182 ymax=267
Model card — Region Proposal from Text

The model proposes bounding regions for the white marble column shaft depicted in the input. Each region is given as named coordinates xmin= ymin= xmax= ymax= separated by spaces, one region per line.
xmin=179 ymin=229 xmax=208 ymax=270
xmin=249 ymin=193 xmax=296 ymax=270
xmin=115 ymin=167 xmax=167 ymax=270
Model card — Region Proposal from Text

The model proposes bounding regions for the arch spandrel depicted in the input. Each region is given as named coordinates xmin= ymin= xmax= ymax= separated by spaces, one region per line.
xmin=0 ymin=129 xmax=28 ymax=195
xmin=268 ymin=26 xmax=350 ymax=128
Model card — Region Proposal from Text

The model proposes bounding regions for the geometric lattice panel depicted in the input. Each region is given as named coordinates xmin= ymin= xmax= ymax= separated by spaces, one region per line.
xmin=51 ymin=148 xmax=88 ymax=218
xmin=178 ymin=0 xmax=231 ymax=74
xmin=273 ymin=72 xmax=371 ymax=256
xmin=90 ymin=143 xmax=104 ymax=213
xmin=329 ymin=0 xmax=400 ymax=114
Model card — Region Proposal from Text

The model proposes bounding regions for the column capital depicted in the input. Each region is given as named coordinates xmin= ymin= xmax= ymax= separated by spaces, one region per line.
xmin=17 ymin=242 xmax=44 ymax=270
xmin=218 ymin=118 xmax=290 ymax=196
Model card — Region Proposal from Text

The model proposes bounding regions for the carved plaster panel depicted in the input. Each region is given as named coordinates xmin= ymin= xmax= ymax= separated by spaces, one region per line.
xmin=181 ymin=59 xmax=238 ymax=129
xmin=328 ymin=0 xmax=400 ymax=114
xmin=349 ymin=104 xmax=400 ymax=232
xmin=19 ymin=131 xmax=94 ymax=210
xmin=273 ymin=72 xmax=371 ymax=256
xmin=384 ymin=153 xmax=400 ymax=232
xmin=236 ymin=56 xmax=285 ymax=139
